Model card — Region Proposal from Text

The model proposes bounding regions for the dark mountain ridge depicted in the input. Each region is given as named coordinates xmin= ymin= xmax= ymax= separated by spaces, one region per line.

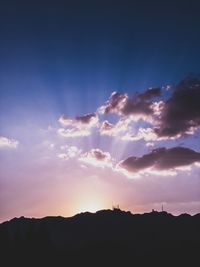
xmin=1 ymin=209 xmax=200 ymax=266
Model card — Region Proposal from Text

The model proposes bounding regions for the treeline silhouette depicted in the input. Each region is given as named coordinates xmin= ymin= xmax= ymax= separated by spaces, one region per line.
xmin=0 ymin=209 xmax=200 ymax=266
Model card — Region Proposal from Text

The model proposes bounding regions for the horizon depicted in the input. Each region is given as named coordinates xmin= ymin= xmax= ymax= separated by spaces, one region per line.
xmin=1 ymin=1 xmax=200 ymax=222
xmin=1 ymin=202 xmax=200 ymax=223
xmin=2 ymin=206 xmax=200 ymax=224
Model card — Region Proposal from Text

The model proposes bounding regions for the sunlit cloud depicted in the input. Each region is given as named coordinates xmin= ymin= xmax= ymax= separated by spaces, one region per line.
xmin=121 ymin=127 xmax=158 ymax=141
xmin=79 ymin=148 xmax=113 ymax=168
xmin=0 ymin=136 xmax=19 ymax=149
xmin=115 ymin=164 xmax=178 ymax=179
xmin=55 ymin=77 xmax=200 ymax=144
xmin=146 ymin=142 xmax=155 ymax=148
xmin=59 ymin=113 xmax=98 ymax=127
xmin=118 ymin=147 xmax=200 ymax=178
xmin=58 ymin=127 xmax=91 ymax=137
xmin=58 ymin=113 xmax=99 ymax=137
xmin=150 ymin=100 xmax=165 ymax=117
xmin=97 ymin=77 xmax=200 ymax=141
xmin=57 ymin=145 xmax=82 ymax=160
xmin=98 ymin=91 xmax=128 ymax=115
xmin=99 ymin=118 xmax=131 ymax=137
xmin=98 ymin=88 xmax=161 ymax=122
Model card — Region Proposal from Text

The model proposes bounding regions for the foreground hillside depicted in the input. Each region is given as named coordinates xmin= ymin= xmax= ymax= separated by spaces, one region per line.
xmin=0 ymin=209 xmax=200 ymax=266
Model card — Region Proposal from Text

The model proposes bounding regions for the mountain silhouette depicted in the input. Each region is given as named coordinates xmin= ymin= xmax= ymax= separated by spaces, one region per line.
xmin=1 ymin=209 xmax=200 ymax=266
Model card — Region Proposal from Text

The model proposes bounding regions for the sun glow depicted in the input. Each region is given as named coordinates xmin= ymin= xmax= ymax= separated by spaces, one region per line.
xmin=74 ymin=198 xmax=108 ymax=213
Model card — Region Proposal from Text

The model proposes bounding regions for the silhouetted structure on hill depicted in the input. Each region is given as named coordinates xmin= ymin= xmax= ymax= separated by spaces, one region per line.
xmin=112 ymin=204 xmax=120 ymax=211
xmin=0 ymin=209 xmax=200 ymax=266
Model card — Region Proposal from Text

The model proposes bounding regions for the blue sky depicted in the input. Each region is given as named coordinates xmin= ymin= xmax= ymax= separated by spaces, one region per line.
xmin=1 ymin=0 xmax=200 ymax=119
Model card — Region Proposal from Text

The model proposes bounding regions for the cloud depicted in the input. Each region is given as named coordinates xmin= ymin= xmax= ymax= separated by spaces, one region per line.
xmin=58 ymin=113 xmax=98 ymax=137
xmin=122 ymin=127 xmax=158 ymax=141
xmin=98 ymin=77 xmax=200 ymax=140
xmin=57 ymin=153 xmax=69 ymax=160
xmin=59 ymin=113 xmax=98 ymax=127
xmin=146 ymin=142 xmax=155 ymax=148
xmin=58 ymin=145 xmax=82 ymax=160
xmin=0 ymin=136 xmax=19 ymax=149
xmin=119 ymin=147 xmax=200 ymax=175
xmin=57 ymin=76 xmax=200 ymax=141
xmin=99 ymin=118 xmax=130 ymax=137
xmin=155 ymin=77 xmax=200 ymax=138
xmin=98 ymin=87 xmax=161 ymax=121
xmin=79 ymin=149 xmax=113 ymax=168
xmin=98 ymin=91 xmax=127 ymax=115
xmin=58 ymin=128 xmax=91 ymax=137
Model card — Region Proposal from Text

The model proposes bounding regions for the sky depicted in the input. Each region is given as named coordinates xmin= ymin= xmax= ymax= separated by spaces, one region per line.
xmin=1 ymin=0 xmax=200 ymax=222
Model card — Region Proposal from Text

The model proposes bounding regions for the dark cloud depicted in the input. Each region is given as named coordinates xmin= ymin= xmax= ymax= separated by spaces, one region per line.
xmin=99 ymin=77 xmax=200 ymax=140
xmin=59 ymin=113 xmax=98 ymax=126
xmin=92 ymin=149 xmax=108 ymax=160
xmin=120 ymin=147 xmax=200 ymax=172
xmin=155 ymin=77 xmax=200 ymax=138
xmin=76 ymin=113 xmax=97 ymax=124
xmin=123 ymin=87 xmax=161 ymax=116
xmin=99 ymin=87 xmax=161 ymax=117
xmin=58 ymin=77 xmax=200 ymax=141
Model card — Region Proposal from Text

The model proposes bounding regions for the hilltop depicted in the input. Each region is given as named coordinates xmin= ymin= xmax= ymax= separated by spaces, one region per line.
xmin=0 ymin=209 xmax=200 ymax=266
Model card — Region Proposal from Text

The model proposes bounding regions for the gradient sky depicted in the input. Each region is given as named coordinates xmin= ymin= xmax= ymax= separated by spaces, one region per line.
xmin=1 ymin=0 xmax=200 ymax=222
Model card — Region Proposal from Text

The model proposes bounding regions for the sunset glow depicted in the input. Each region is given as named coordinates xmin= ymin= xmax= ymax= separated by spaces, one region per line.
xmin=74 ymin=199 xmax=108 ymax=214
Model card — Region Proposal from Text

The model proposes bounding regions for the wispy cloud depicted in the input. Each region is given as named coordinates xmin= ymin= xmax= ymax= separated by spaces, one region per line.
xmin=58 ymin=128 xmax=91 ymax=137
xmin=58 ymin=145 xmax=82 ymax=160
xmin=0 ymin=136 xmax=19 ymax=149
